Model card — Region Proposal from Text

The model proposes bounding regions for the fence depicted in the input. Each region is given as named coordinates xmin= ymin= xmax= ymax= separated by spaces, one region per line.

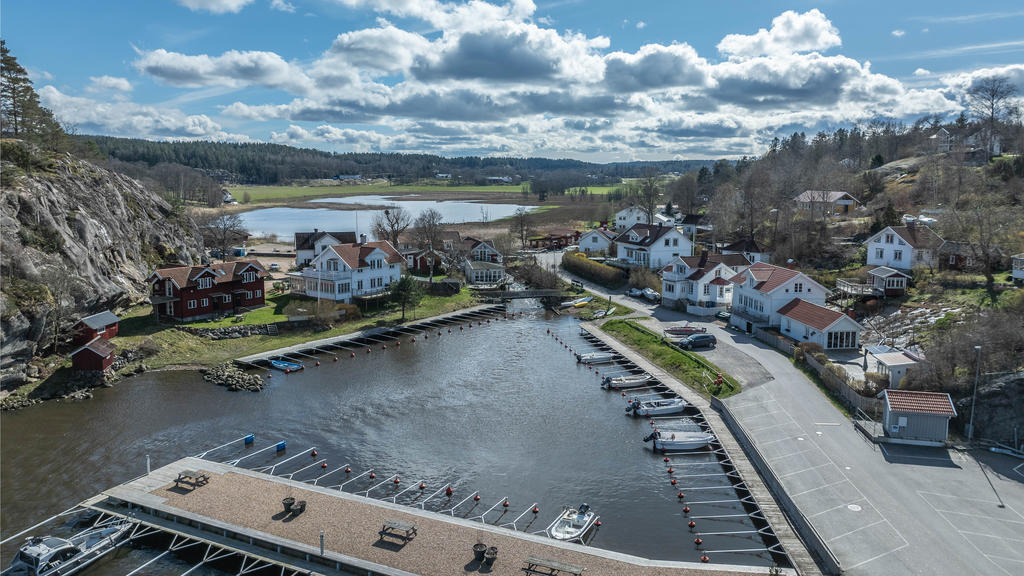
xmin=804 ymin=354 xmax=883 ymax=414
xmin=752 ymin=327 xmax=796 ymax=356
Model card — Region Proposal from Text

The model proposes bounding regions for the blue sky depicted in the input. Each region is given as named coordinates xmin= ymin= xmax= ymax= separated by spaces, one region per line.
xmin=4 ymin=0 xmax=1024 ymax=160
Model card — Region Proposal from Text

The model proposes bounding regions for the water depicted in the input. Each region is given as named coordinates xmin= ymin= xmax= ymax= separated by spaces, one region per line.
xmin=1 ymin=310 xmax=781 ymax=572
xmin=238 ymin=195 xmax=536 ymax=240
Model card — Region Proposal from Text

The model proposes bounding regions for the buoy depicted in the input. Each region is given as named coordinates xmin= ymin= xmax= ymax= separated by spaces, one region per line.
xmin=677 ymin=492 xmax=685 ymax=499
xmin=369 ymin=472 xmax=376 ymax=479
xmin=350 ymin=352 xmax=356 ymax=358
xmin=315 ymin=361 xmax=320 ymax=366
xmin=595 ymin=520 xmax=602 ymax=526
xmin=419 ymin=483 xmax=426 ymax=490
xmin=503 ymin=500 xmax=509 ymax=507
xmin=446 ymin=486 xmax=454 ymax=496
xmin=267 ymin=373 xmax=272 ymax=378
xmin=382 ymin=345 xmax=387 ymax=350
xmin=345 ymin=467 xmax=351 ymax=473
xmin=321 ymin=462 xmax=327 ymax=469
xmin=700 ymin=555 xmax=709 ymax=563
xmin=396 ymin=341 xmax=400 ymax=346
xmin=437 ymin=331 xmax=441 ymax=336
xmin=311 ymin=450 xmax=318 ymax=457
xmin=285 ymin=369 xmax=290 ymax=374
xmin=671 ymin=479 xmax=677 ymax=485
xmin=425 ymin=334 xmax=428 ymax=339
xmin=683 ymin=506 xmax=690 ymax=513
xmin=366 ymin=348 xmax=371 ymax=353
xmin=394 ymin=477 xmax=400 ymax=484
xmin=621 ymin=392 xmax=626 ymax=397
xmin=333 ymin=356 xmax=338 ymax=361
xmin=460 ymin=326 xmax=463 ymax=330
xmin=668 ymin=467 xmax=674 ymax=474
xmin=448 ymin=329 xmax=451 ymax=333
xmin=688 ymin=521 xmax=696 ymax=528
xmin=474 ymin=494 xmax=481 ymax=501
xmin=411 ymin=338 xmax=416 ymax=342
xmin=532 ymin=507 xmax=539 ymax=514
xmin=694 ymin=537 xmax=703 ymax=545
xmin=663 ymin=457 xmax=670 ymax=462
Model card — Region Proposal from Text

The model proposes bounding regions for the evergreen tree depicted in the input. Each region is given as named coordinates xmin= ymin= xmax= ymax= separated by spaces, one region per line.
xmin=1 ymin=40 xmax=63 ymax=147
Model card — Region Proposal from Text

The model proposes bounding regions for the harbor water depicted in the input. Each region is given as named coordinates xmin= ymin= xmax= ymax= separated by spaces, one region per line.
xmin=1 ymin=308 xmax=782 ymax=573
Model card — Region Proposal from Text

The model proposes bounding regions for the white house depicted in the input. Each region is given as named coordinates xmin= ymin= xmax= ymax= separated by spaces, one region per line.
xmin=728 ymin=262 xmax=830 ymax=332
xmin=677 ymin=214 xmax=703 ymax=244
xmin=577 ymin=228 xmax=617 ymax=254
xmin=864 ymin=223 xmax=943 ymax=271
xmin=661 ymin=253 xmax=749 ymax=316
xmin=776 ymin=298 xmax=863 ymax=350
xmin=1013 ymin=253 xmax=1024 ymax=284
xmin=794 ymin=190 xmax=861 ymax=216
xmin=461 ymin=237 xmax=505 ymax=284
xmin=462 ymin=237 xmax=503 ymax=263
xmin=294 ymin=230 xmax=358 ymax=268
xmin=929 ymin=127 xmax=952 ymax=153
xmin=868 ymin=348 xmax=922 ymax=388
xmin=290 ymin=240 xmax=403 ymax=302
xmin=614 ymin=224 xmax=694 ymax=270
xmin=722 ymin=238 xmax=770 ymax=264
xmin=615 ymin=206 xmax=650 ymax=230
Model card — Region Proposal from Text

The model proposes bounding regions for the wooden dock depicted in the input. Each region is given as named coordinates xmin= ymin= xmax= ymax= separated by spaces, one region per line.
xmin=87 ymin=457 xmax=787 ymax=576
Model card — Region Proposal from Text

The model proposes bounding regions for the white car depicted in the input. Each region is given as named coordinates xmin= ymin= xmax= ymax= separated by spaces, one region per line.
xmin=269 ymin=263 xmax=281 ymax=271
xmin=627 ymin=287 xmax=644 ymax=298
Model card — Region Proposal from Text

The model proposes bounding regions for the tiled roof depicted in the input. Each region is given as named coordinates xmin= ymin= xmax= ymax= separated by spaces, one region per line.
xmin=938 ymin=241 xmax=1004 ymax=258
xmin=709 ymin=277 xmax=731 ymax=286
xmin=884 ymin=389 xmax=956 ymax=417
xmin=582 ymin=228 xmax=616 ymax=241
xmin=614 ymin=223 xmax=677 ymax=247
xmin=79 ymin=310 xmax=119 ymax=329
xmin=151 ymin=261 xmax=269 ymax=288
xmin=294 ymin=231 xmax=357 ymax=251
xmin=884 ymin=225 xmax=944 ymax=250
xmin=330 ymin=241 xmax=404 ymax=268
xmin=723 ymin=238 xmax=763 ymax=254
xmin=729 ymin=261 xmax=801 ymax=293
xmin=794 ymin=190 xmax=859 ymax=203
xmin=70 ymin=336 xmax=116 ymax=358
xmin=777 ymin=298 xmax=848 ymax=331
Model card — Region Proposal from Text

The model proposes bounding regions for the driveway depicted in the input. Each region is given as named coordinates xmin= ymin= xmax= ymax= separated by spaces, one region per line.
xmin=547 ymin=256 xmax=1024 ymax=576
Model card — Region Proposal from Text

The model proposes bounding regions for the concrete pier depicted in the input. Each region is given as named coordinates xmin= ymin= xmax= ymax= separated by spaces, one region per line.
xmin=89 ymin=457 xmax=787 ymax=576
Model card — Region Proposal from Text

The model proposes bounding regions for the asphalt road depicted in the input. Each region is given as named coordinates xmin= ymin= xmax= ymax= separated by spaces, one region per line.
xmin=543 ymin=251 xmax=1024 ymax=576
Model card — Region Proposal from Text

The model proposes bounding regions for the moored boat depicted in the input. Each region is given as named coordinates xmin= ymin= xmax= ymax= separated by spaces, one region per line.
xmin=627 ymin=397 xmax=689 ymax=417
xmin=559 ymin=296 xmax=593 ymax=309
xmin=545 ymin=504 xmax=598 ymax=541
xmin=601 ymin=373 xmax=655 ymax=389
xmin=664 ymin=324 xmax=706 ymax=336
xmin=7 ymin=520 xmax=133 ymax=576
xmin=270 ymin=359 xmax=304 ymax=372
xmin=575 ymin=351 xmax=616 ymax=364
xmin=642 ymin=429 xmax=714 ymax=452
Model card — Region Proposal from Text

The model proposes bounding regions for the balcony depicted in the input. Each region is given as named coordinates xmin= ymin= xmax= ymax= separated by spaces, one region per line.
xmin=836 ymin=278 xmax=881 ymax=296
xmin=730 ymin=305 xmax=768 ymax=324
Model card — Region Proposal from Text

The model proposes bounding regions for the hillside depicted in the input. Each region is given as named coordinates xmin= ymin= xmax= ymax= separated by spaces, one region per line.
xmin=0 ymin=140 xmax=206 ymax=386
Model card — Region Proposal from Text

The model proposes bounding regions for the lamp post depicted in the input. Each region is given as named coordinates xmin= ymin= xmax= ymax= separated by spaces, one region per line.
xmin=968 ymin=345 xmax=982 ymax=441
xmin=769 ymin=208 xmax=779 ymax=251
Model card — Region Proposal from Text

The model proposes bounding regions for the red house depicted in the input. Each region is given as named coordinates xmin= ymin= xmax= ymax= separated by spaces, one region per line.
xmin=73 ymin=310 xmax=120 ymax=345
xmin=406 ymin=248 xmax=447 ymax=274
xmin=70 ymin=338 xmax=116 ymax=372
xmin=148 ymin=260 xmax=270 ymax=322
xmin=528 ymin=229 xmax=581 ymax=250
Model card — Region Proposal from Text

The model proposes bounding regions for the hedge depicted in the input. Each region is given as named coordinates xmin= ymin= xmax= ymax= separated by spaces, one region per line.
xmin=561 ymin=252 xmax=627 ymax=288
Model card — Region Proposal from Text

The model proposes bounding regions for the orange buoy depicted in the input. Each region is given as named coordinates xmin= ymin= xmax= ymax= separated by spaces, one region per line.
xmin=369 ymin=472 xmax=376 ymax=479
xmin=285 ymin=369 xmax=290 ymax=374
xmin=321 ymin=462 xmax=327 ymax=469
xmin=393 ymin=477 xmax=400 ymax=484
xmin=311 ymin=450 xmax=318 ymax=457
xmin=694 ymin=537 xmax=703 ymax=545
xmin=333 ymin=356 xmax=338 ymax=361
xmin=677 ymin=492 xmax=685 ymax=499
xmin=621 ymin=392 xmax=626 ymax=397
xmin=683 ymin=506 xmax=690 ymax=513
xmin=664 ymin=457 xmax=670 ymax=462
xmin=315 ymin=361 xmax=320 ymax=366
xmin=532 ymin=507 xmax=539 ymax=513
xmin=446 ymin=486 xmax=454 ymax=496
xmin=366 ymin=348 xmax=371 ymax=353
xmin=419 ymin=482 xmax=426 ymax=490
xmin=502 ymin=500 xmax=509 ymax=507
xmin=671 ymin=479 xmax=677 ymax=485
xmin=668 ymin=467 xmax=674 ymax=474
xmin=474 ymin=494 xmax=481 ymax=501
xmin=700 ymin=555 xmax=709 ymax=563
xmin=345 ymin=467 xmax=351 ymax=473
xmin=688 ymin=521 xmax=696 ymax=528
xmin=396 ymin=341 xmax=400 ymax=346
xmin=595 ymin=520 xmax=602 ymax=526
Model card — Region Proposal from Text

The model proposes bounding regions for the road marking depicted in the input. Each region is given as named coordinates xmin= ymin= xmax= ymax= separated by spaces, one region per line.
xmin=747 ymin=420 xmax=797 ymax=433
xmin=931 ymin=510 xmax=1024 ymax=525
xmin=757 ymin=436 xmax=799 ymax=446
xmin=766 ymin=446 xmax=817 ymax=462
xmin=778 ymin=462 xmax=831 ymax=479
xmin=826 ymin=519 xmax=887 ymax=543
xmin=790 ymin=478 xmax=849 ymax=497
xmin=841 ymin=542 xmax=910 ymax=571
xmin=814 ymin=422 xmax=840 ymax=426
xmin=806 ymin=498 xmax=867 ymax=519
xmin=958 ymin=530 xmax=1024 ymax=544
xmin=918 ymin=490 xmax=1010 ymax=509
xmin=987 ymin=555 xmax=1024 ymax=564
xmin=878 ymin=444 xmax=953 ymax=461
xmin=918 ymin=490 xmax=1021 ymax=576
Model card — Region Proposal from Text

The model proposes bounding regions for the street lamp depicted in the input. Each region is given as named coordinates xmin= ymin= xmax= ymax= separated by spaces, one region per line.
xmin=769 ymin=208 xmax=779 ymax=251
xmin=968 ymin=345 xmax=982 ymax=441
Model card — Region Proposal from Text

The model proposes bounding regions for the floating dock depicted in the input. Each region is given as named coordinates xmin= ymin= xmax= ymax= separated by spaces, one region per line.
xmin=80 ymin=457 xmax=786 ymax=576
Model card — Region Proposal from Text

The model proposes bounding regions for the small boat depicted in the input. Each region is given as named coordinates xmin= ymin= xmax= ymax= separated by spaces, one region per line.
xmin=664 ymin=324 xmax=706 ymax=336
xmin=642 ymin=288 xmax=660 ymax=302
xmin=559 ymin=296 xmax=593 ymax=309
xmin=575 ymin=351 xmax=616 ymax=364
xmin=627 ymin=397 xmax=689 ymax=417
xmin=7 ymin=520 xmax=133 ymax=576
xmin=592 ymin=307 xmax=616 ymax=319
xmin=270 ymin=359 xmax=304 ymax=372
xmin=601 ymin=373 xmax=655 ymax=389
xmin=546 ymin=504 xmax=598 ymax=541
xmin=643 ymin=429 xmax=715 ymax=452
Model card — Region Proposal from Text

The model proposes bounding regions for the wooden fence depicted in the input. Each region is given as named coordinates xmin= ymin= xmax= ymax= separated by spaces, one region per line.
xmin=804 ymin=354 xmax=883 ymax=414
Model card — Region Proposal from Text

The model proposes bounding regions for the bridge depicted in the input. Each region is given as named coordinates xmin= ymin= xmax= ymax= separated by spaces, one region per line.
xmin=474 ymin=289 xmax=572 ymax=299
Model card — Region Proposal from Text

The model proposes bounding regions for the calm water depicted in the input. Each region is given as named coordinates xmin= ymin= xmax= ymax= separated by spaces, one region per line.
xmin=238 ymin=195 xmax=536 ymax=240
xmin=1 ymin=308 xmax=779 ymax=573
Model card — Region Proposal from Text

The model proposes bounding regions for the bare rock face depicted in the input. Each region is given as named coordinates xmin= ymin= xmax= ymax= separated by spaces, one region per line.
xmin=1 ymin=145 xmax=206 ymax=384
xmin=954 ymin=372 xmax=1024 ymax=446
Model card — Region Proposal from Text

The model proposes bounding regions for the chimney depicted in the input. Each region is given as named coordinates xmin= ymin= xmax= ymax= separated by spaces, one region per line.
xmin=846 ymin=309 xmax=856 ymax=320
xmin=314 ymin=228 xmax=318 ymax=234
xmin=906 ymin=219 xmax=916 ymax=231
xmin=359 ymin=233 xmax=368 ymax=245
xmin=786 ymin=258 xmax=795 ymax=269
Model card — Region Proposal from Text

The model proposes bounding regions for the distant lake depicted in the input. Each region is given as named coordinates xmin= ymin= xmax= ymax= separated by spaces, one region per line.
xmin=238 ymin=195 xmax=536 ymax=240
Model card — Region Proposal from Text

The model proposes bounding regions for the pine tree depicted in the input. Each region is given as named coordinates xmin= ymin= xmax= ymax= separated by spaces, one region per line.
xmin=1 ymin=40 xmax=63 ymax=147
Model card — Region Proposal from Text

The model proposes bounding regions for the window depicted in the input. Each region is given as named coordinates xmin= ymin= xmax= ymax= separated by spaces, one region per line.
xmin=673 ymin=238 xmax=679 ymax=246
xmin=327 ymin=259 xmax=338 ymax=271
xmin=664 ymin=283 xmax=674 ymax=293
xmin=255 ymin=290 xmax=262 ymax=297
xmin=165 ymin=281 xmax=174 ymax=296
xmin=243 ymin=271 xmax=256 ymax=283
xmin=200 ymin=298 xmax=209 ymax=307
xmin=703 ymin=284 xmax=710 ymax=296
xmin=718 ymin=286 xmax=725 ymax=297
xmin=187 ymin=300 xmax=197 ymax=309
xmin=338 ymin=283 xmax=350 ymax=293
xmin=714 ymin=269 xmax=721 ymax=278
xmin=875 ymin=248 xmax=884 ymax=260
xmin=224 ymin=294 xmax=231 ymax=302
xmin=245 ymin=291 xmax=252 ymax=299
xmin=357 ymin=280 xmax=363 ymax=290
xmin=894 ymin=250 xmax=903 ymax=261
xmin=885 ymin=233 xmax=894 ymax=244
xmin=688 ymin=282 xmax=694 ymax=294
xmin=197 ymin=277 xmax=212 ymax=289
xmin=592 ymin=236 xmax=598 ymax=243
xmin=794 ymin=282 xmax=803 ymax=293
xmin=664 ymin=239 xmax=670 ymax=246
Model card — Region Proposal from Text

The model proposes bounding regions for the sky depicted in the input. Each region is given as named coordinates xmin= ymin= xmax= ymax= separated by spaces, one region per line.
xmin=3 ymin=0 xmax=1024 ymax=161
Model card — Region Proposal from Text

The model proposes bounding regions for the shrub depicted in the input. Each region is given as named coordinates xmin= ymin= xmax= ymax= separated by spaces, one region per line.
xmin=628 ymin=268 xmax=660 ymax=291
xmin=138 ymin=338 xmax=161 ymax=357
xmin=864 ymin=372 xmax=889 ymax=395
xmin=798 ymin=342 xmax=823 ymax=356
xmin=812 ymin=352 xmax=830 ymax=366
xmin=561 ymin=252 xmax=626 ymax=288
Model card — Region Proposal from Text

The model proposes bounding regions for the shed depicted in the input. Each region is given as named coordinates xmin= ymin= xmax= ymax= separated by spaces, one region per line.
xmin=870 ymin=351 xmax=920 ymax=388
xmin=70 ymin=337 xmax=117 ymax=372
xmin=881 ymin=389 xmax=956 ymax=445
xmin=73 ymin=310 xmax=120 ymax=345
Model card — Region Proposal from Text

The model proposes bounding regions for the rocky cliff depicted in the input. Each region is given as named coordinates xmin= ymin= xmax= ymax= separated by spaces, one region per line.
xmin=1 ymin=141 xmax=206 ymax=385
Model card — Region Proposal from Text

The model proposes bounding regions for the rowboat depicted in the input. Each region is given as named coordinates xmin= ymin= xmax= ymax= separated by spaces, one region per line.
xmin=601 ymin=373 xmax=655 ymax=389
xmin=664 ymin=324 xmax=706 ymax=336
xmin=575 ymin=352 xmax=616 ymax=364
xmin=270 ymin=359 xmax=304 ymax=372
xmin=643 ymin=429 xmax=715 ymax=452
xmin=627 ymin=397 xmax=689 ymax=416
xmin=559 ymin=296 xmax=593 ymax=308
xmin=545 ymin=504 xmax=598 ymax=541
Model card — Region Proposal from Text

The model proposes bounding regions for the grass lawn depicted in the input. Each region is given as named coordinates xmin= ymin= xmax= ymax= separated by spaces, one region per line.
xmin=600 ymin=319 xmax=741 ymax=399
xmin=109 ymin=289 xmax=479 ymax=370
xmin=183 ymin=293 xmax=294 ymax=328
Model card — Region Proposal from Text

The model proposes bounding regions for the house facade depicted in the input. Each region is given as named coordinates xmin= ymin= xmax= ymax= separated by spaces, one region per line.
xmin=73 ymin=310 xmax=120 ymax=345
xmin=406 ymin=248 xmax=447 ymax=275
xmin=864 ymin=223 xmax=943 ymax=271
xmin=938 ymin=241 xmax=1005 ymax=272
xmin=929 ymin=128 xmax=952 ymax=153
xmin=728 ymin=262 xmax=831 ymax=333
xmin=868 ymin=267 xmax=912 ymax=297
xmin=148 ymin=261 xmax=269 ymax=322
xmin=794 ymin=190 xmax=861 ymax=216
xmin=291 ymin=241 xmax=403 ymax=302
xmin=615 ymin=206 xmax=649 ymax=230
xmin=1013 ymin=253 xmax=1024 ymax=284
xmin=614 ymin=224 xmax=694 ymax=270
xmin=661 ymin=253 xmax=744 ymax=316
xmin=461 ymin=237 xmax=505 ymax=284
xmin=776 ymin=298 xmax=862 ymax=350
xmin=577 ymin=228 xmax=616 ymax=254
xmin=70 ymin=338 xmax=116 ymax=372
xmin=294 ymin=230 xmax=358 ymax=268
xmin=528 ymin=229 xmax=580 ymax=250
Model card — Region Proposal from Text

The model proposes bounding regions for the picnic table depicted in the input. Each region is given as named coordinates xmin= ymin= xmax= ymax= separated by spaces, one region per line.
xmin=379 ymin=519 xmax=417 ymax=542
xmin=522 ymin=555 xmax=584 ymax=575
xmin=175 ymin=469 xmax=210 ymax=489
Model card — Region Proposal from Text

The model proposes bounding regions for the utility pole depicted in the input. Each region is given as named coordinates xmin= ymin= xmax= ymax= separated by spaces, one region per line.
xmin=968 ymin=345 xmax=982 ymax=441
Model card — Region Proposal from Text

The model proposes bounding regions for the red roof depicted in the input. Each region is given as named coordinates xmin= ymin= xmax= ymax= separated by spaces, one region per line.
xmin=729 ymin=261 xmax=802 ymax=293
xmin=709 ymin=277 xmax=731 ymax=286
xmin=777 ymin=298 xmax=847 ymax=330
xmin=330 ymin=241 xmax=404 ymax=268
xmin=150 ymin=260 xmax=269 ymax=288
xmin=884 ymin=389 xmax=956 ymax=417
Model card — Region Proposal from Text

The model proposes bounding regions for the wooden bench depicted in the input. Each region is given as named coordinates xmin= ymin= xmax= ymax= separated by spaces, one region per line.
xmin=378 ymin=520 xmax=417 ymax=542
xmin=522 ymin=555 xmax=584 ymax=575
xmin=174 ymin=469 xmax=209 ymax=489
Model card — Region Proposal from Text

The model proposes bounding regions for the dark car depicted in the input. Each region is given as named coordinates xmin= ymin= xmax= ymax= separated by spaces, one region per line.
xmin=678 ymin=333 xmax=717 ymax=350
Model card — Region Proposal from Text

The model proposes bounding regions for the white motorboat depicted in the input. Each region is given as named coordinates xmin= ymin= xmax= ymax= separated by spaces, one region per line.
xmin=559 ymin=296 xmax=593 ymax=309
xmin=576 ymin=351 xmax=616 ymax=364
xmin=601 ymin=373 xmax=655 ymax=389
xmin=7 ymin=519 xmax=133 ymax=576
xmin=545 ymin=504 xmax=598 ymax=541
xmin=627 ymin=397 xmax=689 ymax=417
xmin=642 ymin=288 xmax=661 ymax=302
xmin=643 ymin=429 xmax=714 ymax=452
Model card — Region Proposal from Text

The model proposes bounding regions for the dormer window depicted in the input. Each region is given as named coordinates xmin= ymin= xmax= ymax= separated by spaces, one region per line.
xmin=243 ymin=271 xmax=257 ymax=283
xmin=197 ymin=277 xmax=212 ymax=289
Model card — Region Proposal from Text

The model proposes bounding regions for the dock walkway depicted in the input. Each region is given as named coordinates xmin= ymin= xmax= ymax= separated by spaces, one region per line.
xmin=91 ymin=457 xmax=782 ymax=576
xmin=581 ymin=322 xmax=819 ymax=576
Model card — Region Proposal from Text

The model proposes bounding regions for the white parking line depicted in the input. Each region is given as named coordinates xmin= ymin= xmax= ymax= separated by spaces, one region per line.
xmin=842 ymin=542 xmax=911 ymax=571
xmin=826 ymin=519 xmax=887 ymax=543
xmin=878 ymin=444 xmax=953 ymax=461
xmin=779 ymin=462 xmax=831 ymax=479
xmin=766 ymin=446 xmax=817 ymax=462
xmin=758 ymin=436 xmax=800 ymax=446
xmin=958 ymin=530 xmax=1024 ymax=544
xmin=748 ymin=420 xmax=797 ymax=433
xmin=790 ymin=478 xmax=849 ymax=497
xmin=806 ymin=498 xmax=867 ymax=519
xmin=931 ymin=510 xmax=1024 ymax=525
xmin=918 ymin=490 xmax=1021 ymax=576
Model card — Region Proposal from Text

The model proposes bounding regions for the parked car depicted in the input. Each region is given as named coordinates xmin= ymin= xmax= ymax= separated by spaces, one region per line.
xmin=627 ymin=287 xmax=644 ymax=298
xmin=678 ymin=334 xmax=717 ymax=350
xmin=715 ymin=310 xmax=731 ymax=321
xmin=269 ymin=263 xmax=281 ymax=271
xmin=642 ymin=288 xmax=661 ymax=303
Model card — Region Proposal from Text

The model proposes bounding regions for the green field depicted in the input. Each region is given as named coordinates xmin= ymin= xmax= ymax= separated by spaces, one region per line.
xmin=228 ymin=183 xmax=623 ymax=203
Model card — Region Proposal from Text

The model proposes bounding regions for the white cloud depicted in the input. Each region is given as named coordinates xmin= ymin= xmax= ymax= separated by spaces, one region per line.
xmin=135 ymin=49 xmax=314 ymax=94
xmin=270 ymin=0 xmax=295 ymax=12
xmin=270 ymin=123 xmax=390 ymax=150
xmin=636 ymin=21 xmax=646 ymax=30
xmin=26 ymin=67 xmax=54 ymax=82
xmin=891 ymin=29 xmax=905 ymax=38
xmin=939 ymin=64 xmax=1024 ymax=94
xmin=717 ymin=9 xmax=840 ymax=59
xmin=913 ymin=68 xmax=931 ymax=77
xmin=604 ymin=43 xmax=710 ymax=91
xmin=316 ymin=24 xmax=431 ymax=76
xmin=87 ymin=75 xmax=133 ymax=92
xmin=174 ymin=0 xmax=255 ymax=14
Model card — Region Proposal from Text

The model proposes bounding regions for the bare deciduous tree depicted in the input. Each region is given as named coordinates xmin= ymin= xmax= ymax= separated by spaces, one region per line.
xmin=196 ymin=208 xmax=248 ymax=261
xmin=967 ymin=75 xmax=1018 ymax=156
xmin=509 ymin=207 xmax=532 ymax=249
xmin=412 ymin=208 xmax=444 ymax=249
xmin=372 ymin=207 xmax=411 ymax=246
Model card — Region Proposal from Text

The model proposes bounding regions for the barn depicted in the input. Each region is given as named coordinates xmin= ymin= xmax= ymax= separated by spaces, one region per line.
xmin=70 ymin=338 xmax=117 ymax=372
